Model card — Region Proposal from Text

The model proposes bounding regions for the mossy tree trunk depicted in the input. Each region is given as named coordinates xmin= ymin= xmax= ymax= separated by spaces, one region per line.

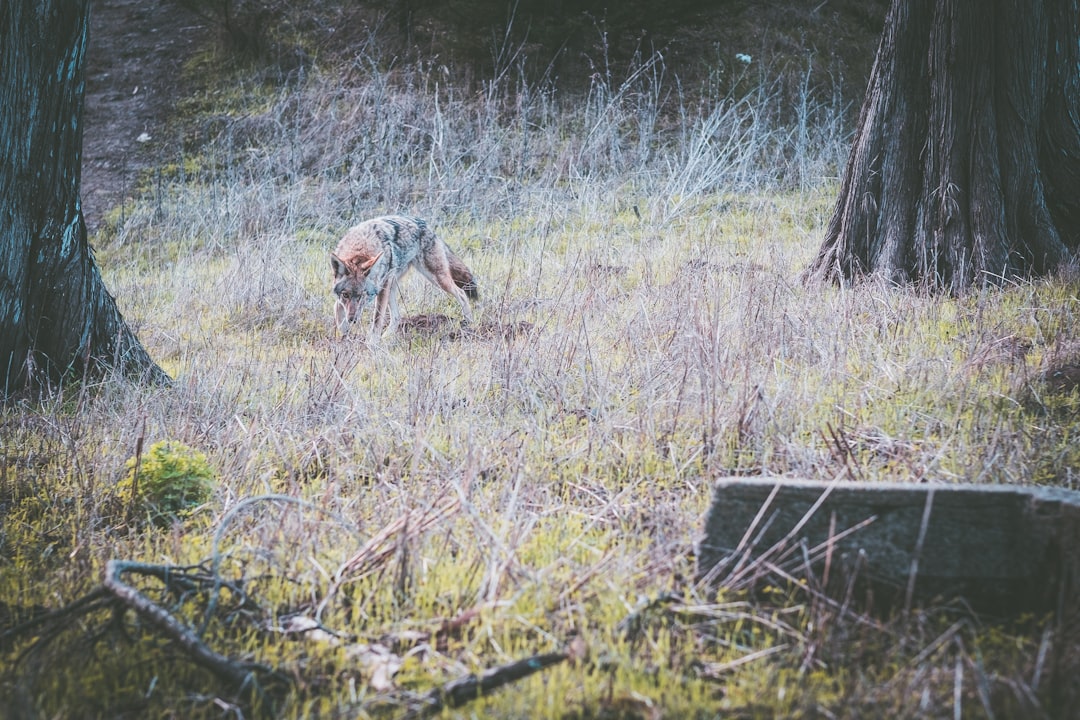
xmin=0 ymin=0 xmax=169 ymax=397
xmin=807 ymin=0 xmax=1080 ymax=292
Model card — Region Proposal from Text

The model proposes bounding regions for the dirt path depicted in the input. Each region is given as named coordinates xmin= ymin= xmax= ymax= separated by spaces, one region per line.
xmin=82 ymin=0 xmax=209 ymax=233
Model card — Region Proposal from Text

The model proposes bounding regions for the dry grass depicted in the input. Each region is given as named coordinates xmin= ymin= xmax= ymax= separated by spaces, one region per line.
xmin=3 ymin=23 xmax=1080 ymax=720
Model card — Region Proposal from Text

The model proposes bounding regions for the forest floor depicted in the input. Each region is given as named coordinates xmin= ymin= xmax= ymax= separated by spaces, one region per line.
xmin=23 ymin=3 xmax=1072 ymax=718
xmin=82 ymin=0 xmax=208 ymax=233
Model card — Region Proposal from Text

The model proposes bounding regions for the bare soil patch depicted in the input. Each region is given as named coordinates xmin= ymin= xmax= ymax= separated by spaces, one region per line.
xmin=397 ymin=314 xmax=536 ymax=341
xmin=82 ymin=0 xmax=208 ymax=233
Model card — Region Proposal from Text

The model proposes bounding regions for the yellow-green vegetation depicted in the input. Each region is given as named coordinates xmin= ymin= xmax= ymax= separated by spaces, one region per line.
xmin=117 ymin=441 xmax=216 ymax=525
xmin=3 ymin=13 xmax=1079 ymax=720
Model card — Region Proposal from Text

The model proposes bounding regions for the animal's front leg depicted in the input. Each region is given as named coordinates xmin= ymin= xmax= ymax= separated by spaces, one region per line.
xmin=372 ymin=283 xmax=394 ymax=335
xmin=385 ymin=282 xmax=402 ymax=335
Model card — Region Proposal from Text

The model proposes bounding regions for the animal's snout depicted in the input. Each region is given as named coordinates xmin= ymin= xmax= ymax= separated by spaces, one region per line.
xmin=334 ymin=297 xmax=352 ymax=334
xmin=333 ymin=290 xmax=375 ymax=335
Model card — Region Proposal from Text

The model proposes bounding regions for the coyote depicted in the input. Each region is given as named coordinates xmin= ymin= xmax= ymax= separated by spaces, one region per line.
xmin=330 ymin=215 xmax=478 ymax=336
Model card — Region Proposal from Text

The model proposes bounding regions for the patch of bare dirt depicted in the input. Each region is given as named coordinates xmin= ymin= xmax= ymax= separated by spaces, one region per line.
xmin=397 ymin=314 xmax=535 ymax=341
xmin=82 ymin=0 xmax=209 ymax=233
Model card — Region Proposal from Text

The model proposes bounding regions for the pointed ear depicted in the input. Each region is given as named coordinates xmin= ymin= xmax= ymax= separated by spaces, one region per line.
xmin=330 ymin=252 xmax=348 ymax=277
xmin=358 ymin=252 xmax=382 ymax=272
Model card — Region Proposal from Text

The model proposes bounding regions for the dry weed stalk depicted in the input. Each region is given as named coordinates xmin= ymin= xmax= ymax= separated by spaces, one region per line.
xmin=318 ymin=495 xmax=461 ymax=614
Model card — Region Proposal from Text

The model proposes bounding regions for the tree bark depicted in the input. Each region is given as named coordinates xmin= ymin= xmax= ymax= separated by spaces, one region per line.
xmin=0 ymin=0 xmax=169 ymax=397
xmin=807 ymin=0 xmax=1080 ymax=292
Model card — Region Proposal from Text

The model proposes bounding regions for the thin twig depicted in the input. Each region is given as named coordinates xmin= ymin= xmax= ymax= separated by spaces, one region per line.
xmin=699 ymin=481 xmax=782 ymax=589
xmin=202 ymin=493 xmax=364 ymax=636
xmin=725 ymin=474 xmax=844 ymax=589
xmin=904 ymin=487 xmax=935 ymax=615
xmin=694 ymin=644 xmax=788 ymax=678
xmin=123 ymin=415 xmax=146 ymax=525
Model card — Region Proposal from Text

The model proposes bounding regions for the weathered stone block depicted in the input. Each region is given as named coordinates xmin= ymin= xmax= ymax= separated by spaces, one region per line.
xmin=697 ymin=478 xmax=1080 ymax=616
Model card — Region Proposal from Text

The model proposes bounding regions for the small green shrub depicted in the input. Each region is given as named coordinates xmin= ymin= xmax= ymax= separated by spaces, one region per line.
xmin=118 ymin=441 xmax=215 ymax=524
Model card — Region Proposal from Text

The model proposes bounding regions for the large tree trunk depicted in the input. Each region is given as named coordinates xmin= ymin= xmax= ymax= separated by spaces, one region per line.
xmin=807 ymin=0 xmax=1080 ymax=292
xmin=0 ymin=0 xmax=169 ymax=396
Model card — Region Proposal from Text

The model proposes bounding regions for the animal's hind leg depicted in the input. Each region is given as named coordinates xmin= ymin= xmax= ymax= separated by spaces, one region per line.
xmin=417 ymin=250 xmax=473 ymax=323
xmin=430 ymin=271 xmax=473 ymax=323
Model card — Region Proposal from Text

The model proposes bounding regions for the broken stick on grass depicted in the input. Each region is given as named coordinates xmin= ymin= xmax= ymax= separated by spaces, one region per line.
xmin=103 ymin=560 xmax=282 ymax=692
xmin=406 ymin=650 xmax=571 ymax=718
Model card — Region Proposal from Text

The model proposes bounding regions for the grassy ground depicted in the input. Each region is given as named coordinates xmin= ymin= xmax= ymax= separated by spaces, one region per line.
xmin=3 ymin=13 xmax=1080 ymax=719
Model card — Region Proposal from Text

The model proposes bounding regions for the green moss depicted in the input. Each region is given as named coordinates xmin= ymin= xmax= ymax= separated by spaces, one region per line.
xmin=116 ymin=441 xmax=215 ymax=525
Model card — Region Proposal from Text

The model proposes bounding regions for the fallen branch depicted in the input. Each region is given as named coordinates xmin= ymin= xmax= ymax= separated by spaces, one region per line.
xmin=3 ymin=559 xmax=291 ymax=711
xmin=103 ymin=560 xmax=290 ymax=700
xmin=407 ymin=650 xmax=569 ymax=718
xmin=1 ymin=588 xmax=111 ymax=652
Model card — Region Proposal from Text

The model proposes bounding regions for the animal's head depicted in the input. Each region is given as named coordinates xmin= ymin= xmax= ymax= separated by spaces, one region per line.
xmin=330 ymin=251 xmax=382 ymax=334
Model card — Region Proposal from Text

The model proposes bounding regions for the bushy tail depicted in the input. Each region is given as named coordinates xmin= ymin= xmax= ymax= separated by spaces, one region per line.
xmin=447 ymin=248 xmax=479 ymax=301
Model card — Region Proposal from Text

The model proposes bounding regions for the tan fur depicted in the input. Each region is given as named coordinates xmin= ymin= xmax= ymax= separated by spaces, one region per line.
xmin=330 ymin=215 xmax=477 ymax=337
